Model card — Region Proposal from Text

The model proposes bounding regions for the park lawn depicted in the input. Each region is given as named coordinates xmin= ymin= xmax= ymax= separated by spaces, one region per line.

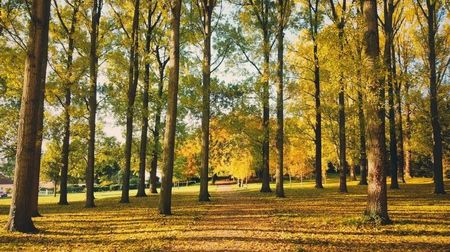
xmin=0 ymin=177 xmax=449 ymax=251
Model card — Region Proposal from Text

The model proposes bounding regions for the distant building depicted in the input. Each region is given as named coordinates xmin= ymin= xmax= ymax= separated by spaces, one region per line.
xmin=0 ymin=174 xmax=13 ymax=193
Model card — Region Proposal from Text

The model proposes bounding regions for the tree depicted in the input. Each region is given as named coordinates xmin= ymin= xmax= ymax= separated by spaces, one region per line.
xmin=275 ymin=0 xmax=291 ymax=198
xmin=241 ymin=0 xmax=274 ymax=193
xmin=382 ymin=0 xmax=399 ymax=189
xmin=329 ymin=0 xmax=348 ymax=193
xmin=415 ymin=0 xmax=446 ymax=194
xmin=304 ymin=0 xmax=323 ymax=189
xmin=86 ymin=0 xmax=103 ymax=208
xmin=392 ymin=36 xmax=405 ymax=183
xmin=396 ymin=36 xmax=413 ymax=179
xmin=150 ymin=44 xmax=169 ymax=194
xmin=194 ymin=0 xmax=219 ymax=202
xmin=5 ymin=0 xmax=51 ymax=232
xmin=52 ymin=0 xmax=82 ymax=205
xmin=137 ymin=0 xmax=161 ymax=197
xmin=120 ymin=0 xmax=141 ymax=203
xmin=363 ymin=0 xmax=390 ymax=224
xmin=158 ymin=0 xmax=182 ymax=215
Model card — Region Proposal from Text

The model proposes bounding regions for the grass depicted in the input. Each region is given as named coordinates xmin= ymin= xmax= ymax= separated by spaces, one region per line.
xmin=0 ymin=177 xmax=449 ymax=251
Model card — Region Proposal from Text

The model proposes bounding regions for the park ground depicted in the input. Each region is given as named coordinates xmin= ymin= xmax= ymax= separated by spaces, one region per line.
xmin=0 ymin=177 xmax=449 ymax=251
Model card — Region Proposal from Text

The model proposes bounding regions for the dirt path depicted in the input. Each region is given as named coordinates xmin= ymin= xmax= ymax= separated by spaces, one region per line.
xmin=168 ymin=189 xmax=298 ymax=251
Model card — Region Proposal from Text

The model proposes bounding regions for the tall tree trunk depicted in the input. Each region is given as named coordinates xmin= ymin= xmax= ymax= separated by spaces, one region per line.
xmin=425 ymin=0 xmax=445 ymax=194
xmin=363 ymin=0 xmax=390 ymax=224
xmin=260 ymin=3 xmax=271 ymax=193
xmin=358 ymin=86 xmax=368 ymax=185
xmin=383 ymin=0 xmax=399 ymax=189
xmin=30 ymin=82 xmax=45 ymax=217
xmin=338 ymin=28 xmax=347 ymax=193
xmin=392 ymin=43 xmax=405 ymax=183
xmin=86 ymin=0 xmax=102 ymax=208
xmin=158 ymin=0 xmax=181 ymax=215
xmin=6 ymin=0 xmax=51 ymax=233
xmin=307 ymin=0 xmax=322 ymax=189
xmin=404 ymin=80 xmax=412 ymax=178
xmin=59 ymin=86 xmax=71 ymax=204
xmin=121 ymin=0 xmax=141 ymax=203
xmin=199 ymin=0 xmax=215 ymax=202
xmin=150 ymin=46 xmax=167 ymax=194
xmin=329 ymin=0 xmax=348 ymax=193
xmin=137 ymin=0 xmax=156 ymax=198
xmin=150 ymin=67 xmax=163 ymax=194
xmin=59 ymin=15 xmax=77 ymax=204
xmin=275 ymin=0 xmax=287 ymax=198
xmin=313 ymin=42 xmax=322 ymax=188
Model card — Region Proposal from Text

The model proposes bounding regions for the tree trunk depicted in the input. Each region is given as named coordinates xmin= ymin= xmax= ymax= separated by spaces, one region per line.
xmin=392 ymin=43 xmax=405 ymax=183
xmin=358 ymin=87 xmax=368 ymax=185
xmin=86 ymin=0 xmax=102 ymax=208
xmin=199 ymin=0 xmax=215 ymax=202
xmin=275 ymin=0 xmax=286 ymax=198
xmin=404 ymin=80 xmax=412 ymax=178
xmin=59 ymin=15 xmax=77 ymax=205
xmin=158 ymin=0 xmax=181 ymax=215
xmin=6 ymin=0 xmax=50 ymax=233
xmin=137 ymin=0 xmax=156 ymax=198
xmin=121 ymin=0 xmax=140 ymax=203
xmin=383 ymin=0 xmax=399 ymax=189
xmin=363 ymin=0 xmax=390 ymax=224
xmin=338 ymin=28 xmax=347 ymax=193
xmin=350 ymin=163 xmax=357 ymax=181
xmin=260 ymin=4 xmax=271 ymax=193
xmin=328 ymin=0 xmax=348 ymax=193
xmin=150 ymin=45 xmax=168 ymax=195
xmin=30 ymin=84 xmax=45 ymax=217
xmin=425 ymin=0 xmax=445 ymax=194
xmin=150 ymin=70 xmax=163 ymax=195
xmin=307 ymin=0 xmax=322 ymax=189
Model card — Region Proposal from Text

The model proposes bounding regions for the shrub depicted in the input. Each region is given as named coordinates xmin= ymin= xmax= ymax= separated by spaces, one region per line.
xmin=109 ymin=184 xmax=121 ymax=191
xmin=67 ymin=185 xmax=84 ymax=193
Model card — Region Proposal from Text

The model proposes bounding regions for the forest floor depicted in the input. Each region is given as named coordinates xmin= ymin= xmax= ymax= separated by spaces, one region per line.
xmin=0 ymin=177 xmax=449 ymax=251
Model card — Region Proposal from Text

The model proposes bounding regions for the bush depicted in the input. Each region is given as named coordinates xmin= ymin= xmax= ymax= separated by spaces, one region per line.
xmin=94 ymin=185 xmax=110 ymax=192
xmin=109 ymin=184 xmax=121 ymax=191
xmin=129 ymin=177 xmax=139 ymax=185
xmin=67 ymin=185 xmax=84 ymax=193
xmin=129 ymin=184 xmax=137 ymax=190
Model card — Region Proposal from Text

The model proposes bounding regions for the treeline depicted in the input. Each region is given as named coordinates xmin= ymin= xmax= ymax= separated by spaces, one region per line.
xmin=0 ymin=0 xmax=448 ymax=232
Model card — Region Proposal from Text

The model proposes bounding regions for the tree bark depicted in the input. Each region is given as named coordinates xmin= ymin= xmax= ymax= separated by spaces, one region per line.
xmin=392 ymin=43 xmax=405 ymax=183
xmin=6 ymin=0 xmax=50 ymax=233
xmin=337 ymin=25 xmax=347 ymax=193
xmin=358 ymin=87 xmax=368 ymax=185
xmin=30 ymin=83 xmax=45 ymax=217
xmin=383 ymin=0 xmax=399 ymax=189
xmin=121 ymin=0 xmax=141 ymax=203
xmin=424 ymin=0 xmax=445 ymax=194
xmin=58 ymin=3 xmax=79 ymax=205
xmin=275 ymin=0 xmax=287 ymax=198
xmin=363 ymin=0 xmax=390 ymax=224
xmin=137 ymin=0 xmax=156 ymax=198
xmin=158 ymin=0 xmax=181 ymax=215
xmin=150 ymin=45 xmax=168 ymax=194
xmin=199 ymin=0 xmax=215 ymax=202
xmin=329 ymin=0 xmax=348 ymax=193
xmin=260 ymin=1 xmax=271 ymax=193
xmin=307 ymin=0 xmax=323 ymax=189
xmin=404 ymin=80 xmax=412 ymax=178
xmin=86 ymin=0 xmax=102 ymax=208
